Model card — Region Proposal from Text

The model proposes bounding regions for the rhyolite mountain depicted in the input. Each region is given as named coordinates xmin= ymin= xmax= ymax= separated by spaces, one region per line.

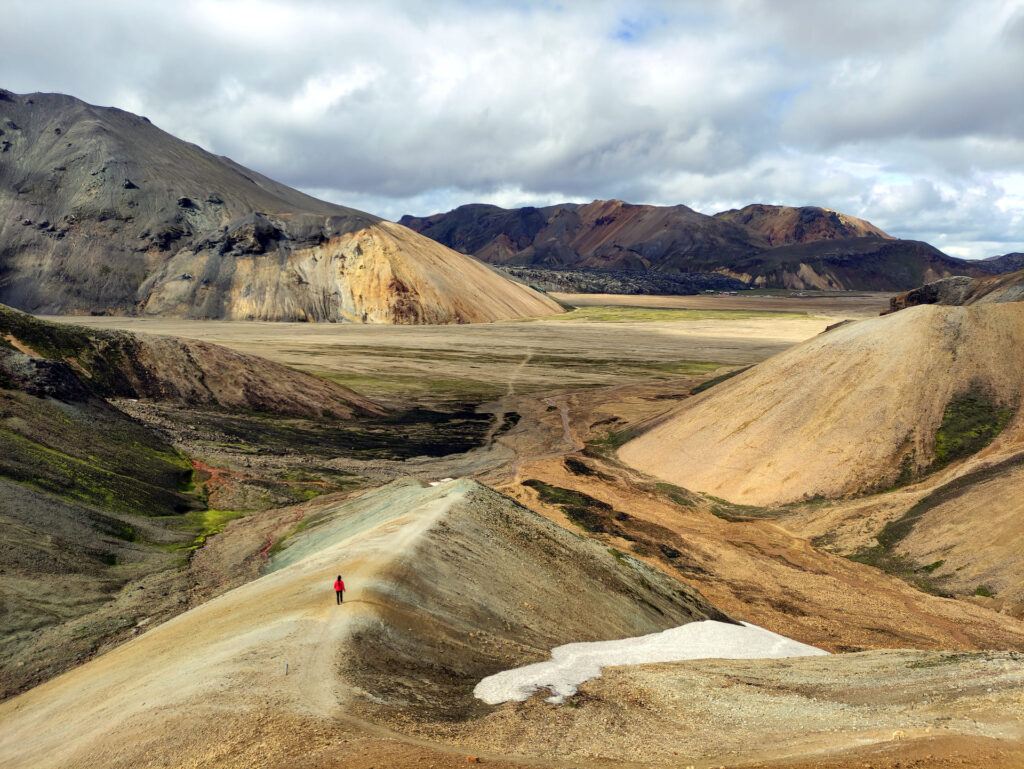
xmin=400 ymin=199 xmax=999 ymax=291
xmin=0 ymin=90 xmax=561 ymax=322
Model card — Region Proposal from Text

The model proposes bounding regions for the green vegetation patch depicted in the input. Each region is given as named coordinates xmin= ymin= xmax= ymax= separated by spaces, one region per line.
xmin=182 ymin=508 xmax=247 ymax=549
xmin=846 ymin=452 xmax=1024 ymax=598
xmin=844 ymin=549 xmax=948 ymax=596
xmin=932 ymin=387 xmax=1014 ymax=469
xmin=535 ymin=305 xmax=810 ymax=323
xmin=877 ymin=452 xmax=1024 ymax=552
xmin=0 ymin=426 xmax=197 ymax=517
xmin=0 ymin=303 xmax=98 ymax=362
xmin=319 ymin=372 xmax=508 ymax=405
xmin=268 ymin=518 xmax=309 ymax=558
xmin=584 ymin=424 xmax=646 ymax=460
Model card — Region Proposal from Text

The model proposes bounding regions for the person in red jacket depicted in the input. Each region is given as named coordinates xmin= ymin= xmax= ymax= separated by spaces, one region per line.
xmin=334 ymin=575 xmax=345 ymax=604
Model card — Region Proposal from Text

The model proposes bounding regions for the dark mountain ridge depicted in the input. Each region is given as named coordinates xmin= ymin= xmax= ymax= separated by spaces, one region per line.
xmin=401 ymin=200 xmax=1005 ymax=292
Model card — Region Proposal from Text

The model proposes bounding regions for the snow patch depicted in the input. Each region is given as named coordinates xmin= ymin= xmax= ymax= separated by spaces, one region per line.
xmin=474 ymin=620 xmax=829 ymax=705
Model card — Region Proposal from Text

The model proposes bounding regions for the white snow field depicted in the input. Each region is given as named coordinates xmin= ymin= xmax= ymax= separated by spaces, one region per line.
xmin=474 ymin=620 xmax=829 ymax=704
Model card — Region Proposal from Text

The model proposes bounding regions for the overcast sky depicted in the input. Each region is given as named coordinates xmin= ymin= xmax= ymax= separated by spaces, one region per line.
xmin=4 ymin=0 xmax=1023 ymax=258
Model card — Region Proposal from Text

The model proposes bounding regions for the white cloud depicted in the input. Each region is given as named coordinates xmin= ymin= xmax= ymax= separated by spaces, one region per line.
xmin=1 ymin=0 xmax=1022 ymax=257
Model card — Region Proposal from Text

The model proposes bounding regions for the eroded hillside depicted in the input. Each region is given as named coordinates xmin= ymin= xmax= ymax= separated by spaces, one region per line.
xmin=0 ymin=90 xmax=561 ymax=323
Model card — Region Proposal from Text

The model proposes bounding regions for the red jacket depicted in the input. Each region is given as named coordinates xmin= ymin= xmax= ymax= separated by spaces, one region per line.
xmin=334 ymin=578 xmax=344 ymax=592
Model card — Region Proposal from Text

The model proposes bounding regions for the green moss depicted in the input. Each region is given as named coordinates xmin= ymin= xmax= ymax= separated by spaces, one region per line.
xmin=106 ymin=522 xmax=137 ymax=542
xmin=0 ymin=427 xmax=196 ymax=517
xmin=181 ymin=508 xmax=246 ymax=549
xmin=0 ymin=303 xmax=98 ymax=361
xmin=607 ymin=547 xmax=629 ymax=565
xmin=877 ymin=453 xmax=1024 ymax=553
xmin=585 ymin=425 xmax=644 ymax=459
xmin=845 ymin=548 xmax=948 ymax=596
xmin=317 ymin=371 xmax=507 ymax=403
xmin=933 ymin=387 xmax=1014 ymax=468
xmin=973 ymin=584 xmax=995 ymax=597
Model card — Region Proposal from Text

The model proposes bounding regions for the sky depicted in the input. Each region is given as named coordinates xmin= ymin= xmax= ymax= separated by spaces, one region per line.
xmin=3 ymin=0 xmax=1023 ymax=258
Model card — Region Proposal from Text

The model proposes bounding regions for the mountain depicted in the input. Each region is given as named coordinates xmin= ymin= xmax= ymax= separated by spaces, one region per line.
xmin=401 ymin=200 xmax=995 ymax=291
xmin=0 ymin=90 xmax=561 ymax=323
xmin=617 ymin=294 xmax=1024 ymax=603
xmin=401 ymin=199 xmax=761 ymax=270
xmin=976 ymin=251 xmax=1024 ymax=274
xmin=715 ymin=236 xmax=974 ymax=291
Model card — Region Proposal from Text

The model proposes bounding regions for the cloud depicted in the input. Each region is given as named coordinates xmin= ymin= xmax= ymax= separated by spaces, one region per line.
xmin=1 ymin=0 xmax=1022 ymax=258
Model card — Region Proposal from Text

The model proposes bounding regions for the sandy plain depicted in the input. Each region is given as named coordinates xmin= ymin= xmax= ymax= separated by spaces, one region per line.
xmin=42 ymin=292 xmax=888 ymax=408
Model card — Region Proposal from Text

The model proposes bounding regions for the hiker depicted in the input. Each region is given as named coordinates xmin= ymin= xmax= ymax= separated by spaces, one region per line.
xmin=334 ymin=575 xmax=345 ymax=604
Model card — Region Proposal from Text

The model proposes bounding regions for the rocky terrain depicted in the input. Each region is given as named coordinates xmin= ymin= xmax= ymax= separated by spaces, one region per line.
xmin=714 ymin=202 xmax=891 ymax=245
xmin=614 ymin=286 xmax=1024 ymax=619
xmin=3 ymin=473 xmax=1022 ymax=769
xmin=1 ymin=303 xmax=382 ymax=418
xmin=401 ymin=199 xmax=995 ymax=291
xmin=0 ymin=90 xmax=561 ymax=323
xmin=977 ymin=251 xmax=1024 ymax=274
xmin=887 ymin=268 xmax=1024 ymax=311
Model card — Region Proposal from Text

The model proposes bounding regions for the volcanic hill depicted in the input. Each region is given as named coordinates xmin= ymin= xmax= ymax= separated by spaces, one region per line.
xmin=0 ymin=478 xmax=728 ymax=768
xmin=0 ymin=304 xmax=385 ymax=699
xmin=3 ymin=477 xmax=1022 ymax=768
xmin=0 ymin=90 xmax=561 ymax=323
xmin=618 ymin=302 xmax=1024 ymax=506
xmin=401 ymin=199 xmax=993 ymax=291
